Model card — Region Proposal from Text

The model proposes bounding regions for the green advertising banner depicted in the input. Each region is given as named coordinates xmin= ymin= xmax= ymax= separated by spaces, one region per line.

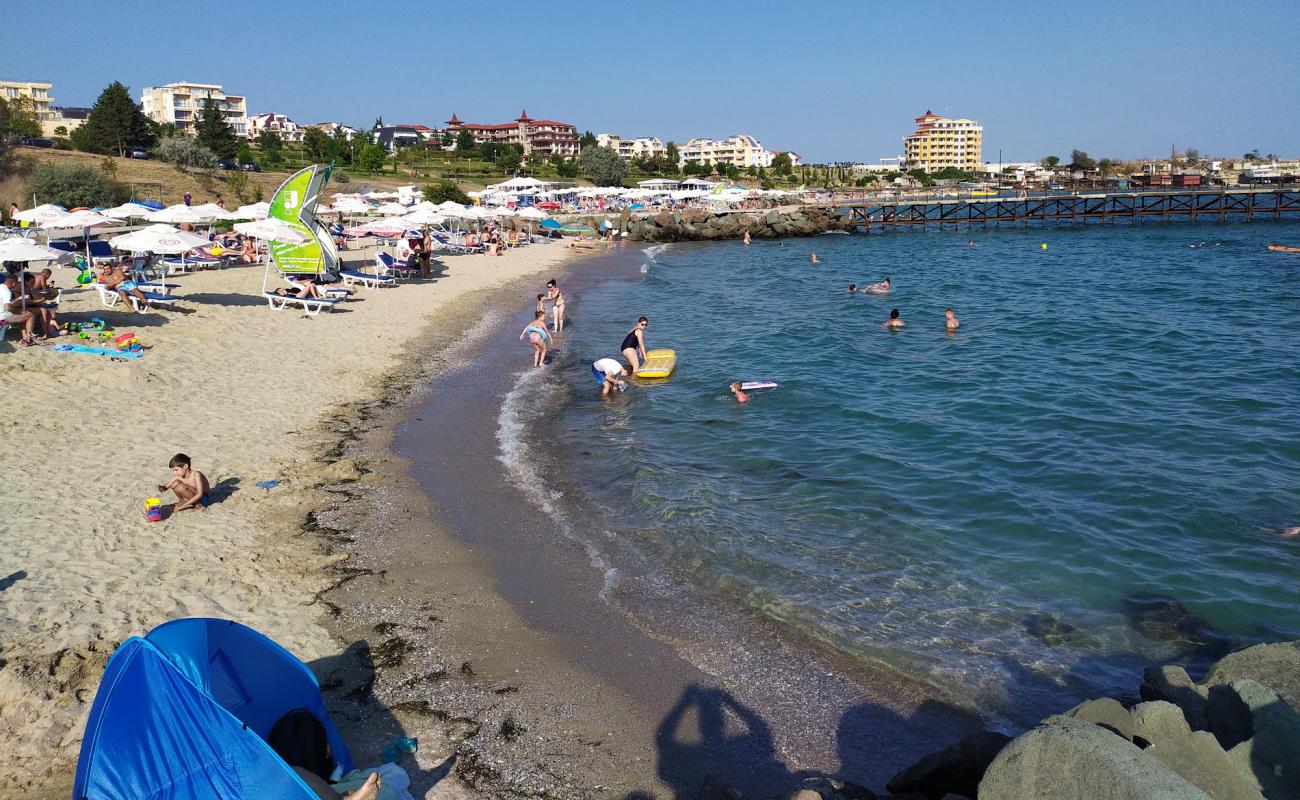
xmin=268 ymin=164 xmax=336 ymax=274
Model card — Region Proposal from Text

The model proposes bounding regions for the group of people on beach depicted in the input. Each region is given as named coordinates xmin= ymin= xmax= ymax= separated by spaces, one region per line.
xmin=520 ymin=279 xmax=566 ymax=367
xmin=1 ymin=268 xmax=60 ymax=346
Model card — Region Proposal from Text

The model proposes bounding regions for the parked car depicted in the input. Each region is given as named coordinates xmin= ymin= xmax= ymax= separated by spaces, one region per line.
xmin=127 ymin=149 xmax=150 ymax=159
xmin=240 ymin=162 xmax=261 ymax=172
xmin=217 ymin=159 xmax=239 ymax=170
xmin=20 ymin=137 xmax=54 ymax=148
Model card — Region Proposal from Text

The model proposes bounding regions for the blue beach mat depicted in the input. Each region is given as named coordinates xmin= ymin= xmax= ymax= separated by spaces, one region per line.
xmin=53 ymin=343 xmax=143 ymax=359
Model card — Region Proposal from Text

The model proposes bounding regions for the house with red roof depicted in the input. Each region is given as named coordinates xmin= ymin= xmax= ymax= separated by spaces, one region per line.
xmin=445 ymin=110 xmax=580 ymax=159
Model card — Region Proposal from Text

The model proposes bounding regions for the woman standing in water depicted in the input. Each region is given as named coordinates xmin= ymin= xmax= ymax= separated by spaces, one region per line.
xmin=546 ymin=279 xmax=566 ymax=333
xmin=621 ymin=316 xmax=649 ymax=374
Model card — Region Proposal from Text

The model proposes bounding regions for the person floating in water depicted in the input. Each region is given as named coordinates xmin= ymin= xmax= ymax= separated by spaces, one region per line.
xmin=730 ymin=381 xmax=749 ymax=404
xmin=848 ymin=284 xmax=857 ymax=294
xmin=810 ymin=252 xmax=820 ymax=264
xmin=945 ymin=307 xmax=959 ymax=331
xmin=885 ymin=308 xmax=905 ymax=329
xmin=743 ymin=230 xmax=751 ymax=246
xmin=966 ymin=240 xmax=975 ymax=247
xmin=864 ymin=278 xmax=891 ymax=294
xmin=621 ymin=316 xmax=649 ymax=374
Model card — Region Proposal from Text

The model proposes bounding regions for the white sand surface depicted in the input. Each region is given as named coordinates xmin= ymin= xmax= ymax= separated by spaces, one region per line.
xmin=0 ymin=239 xmax=578 ymax=794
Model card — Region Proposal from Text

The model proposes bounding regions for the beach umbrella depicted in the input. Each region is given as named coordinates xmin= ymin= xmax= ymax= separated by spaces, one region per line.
xmin=234 ymin=201 xmax=271 ymax=220
xmin=110 ymin=224 xmax=210 ymax=255
xmin=233 ymin=219 xmax=309 ymax=244
xmin=332 ymin=197 xmax=371 ymax=215
xmin=374 ymin=202 xmax=410 ymax=216
xmin=0 ymin=237 xmax=74 ymax=264
xmin=12 ymin=204 xmax=68 ymax=226
xmin=395 ymin=208 xmax=446 ymax=227
xmin=191 ymin=203 xmax=236 ymax=221
xmin=39 ymin=210 xmax=114 ymax=272
xmin=145 ymin=204 xmax=208 ymax=225
xmin=102 ymin=202 xmax=156 ymax=220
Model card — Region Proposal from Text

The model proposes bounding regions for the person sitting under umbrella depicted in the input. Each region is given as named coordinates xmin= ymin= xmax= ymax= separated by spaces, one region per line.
xmin=2 ymin=273 xmax=40 ymax=347
xmin=100 ymin=261 xmax=151 ymax=312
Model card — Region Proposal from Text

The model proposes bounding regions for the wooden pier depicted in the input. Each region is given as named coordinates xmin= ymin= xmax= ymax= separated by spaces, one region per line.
xmin=830 ymin=187 xmax=1300 ymax=231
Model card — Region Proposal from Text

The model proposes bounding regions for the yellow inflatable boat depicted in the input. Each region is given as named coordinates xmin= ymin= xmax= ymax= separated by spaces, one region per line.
xmin=637 ymin=349 xmax=677 ymax=379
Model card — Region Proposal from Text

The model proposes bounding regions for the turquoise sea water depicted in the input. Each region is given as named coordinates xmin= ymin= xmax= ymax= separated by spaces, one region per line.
xmin=511 ymin=222 xmax=1300 ymax=722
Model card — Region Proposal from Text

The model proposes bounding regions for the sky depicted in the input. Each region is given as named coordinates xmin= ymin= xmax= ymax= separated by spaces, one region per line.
xmin=6 ymin=0 xmax=1298 ymax=164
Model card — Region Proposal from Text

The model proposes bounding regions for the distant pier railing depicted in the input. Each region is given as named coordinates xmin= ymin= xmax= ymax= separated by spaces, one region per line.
xmin=828 ymin=187 xmax=1300 ymax=230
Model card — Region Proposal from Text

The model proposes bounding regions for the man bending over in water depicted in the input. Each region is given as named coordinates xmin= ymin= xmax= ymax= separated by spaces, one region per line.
xmin=592 ymin=357 xmax=629 ymax=397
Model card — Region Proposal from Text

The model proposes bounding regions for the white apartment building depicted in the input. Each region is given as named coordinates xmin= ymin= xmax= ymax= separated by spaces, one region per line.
xmin=308 ymin=121 xmax=361 ymax=141
xmin=595 ymin=133 xmax=667 ymax=161
xmin=140 ymin=82 xmax=248 ymax=137
xmin=248 ymin=112 xmax=304 ymax=144
xmin=679 ymin=134 xmax=774 ymax=169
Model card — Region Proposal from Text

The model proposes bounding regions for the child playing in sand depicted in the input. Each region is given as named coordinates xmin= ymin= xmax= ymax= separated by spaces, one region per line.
xmin=519 ymin=311 xmax=552 ymax=367
xmin=730 ymin=381 xmax=749 ymax=404
xmin=159 ymin=453 xmax=210 ymax=513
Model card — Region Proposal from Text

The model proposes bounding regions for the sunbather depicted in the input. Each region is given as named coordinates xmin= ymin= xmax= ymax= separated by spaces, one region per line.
xmin=100 ymin=261 xmax=150 ymax=312
xmin=2 ymin=273 xmax=40 ymax=347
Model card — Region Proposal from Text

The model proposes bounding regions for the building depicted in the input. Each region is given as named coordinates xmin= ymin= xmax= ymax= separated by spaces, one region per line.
xmin=140 ymin=82 xmax=249 ymax=137
xmin=596 ymin=133 xmax=667 ymax=161
xmin=41 ymin=106 xmax=91 ymax=137
xmin=308 ymin=122 xmax=361 ymax=141
xmin=903 ymin=110 xmax=983 ymax=172
xmin=372 ymin=124 xmax=435 ymax=152
xmin=248 ymin=112 xmax=304 ymax=144
xmin=769 ymin=150 xmax=801 ymax=167
xmin=445 ymin=110 xmax=580 ymax=159
xmin=1 ymin=80 xmax=55 ymax=123
xmin=679 ymin=134 xmax=775 ymax=169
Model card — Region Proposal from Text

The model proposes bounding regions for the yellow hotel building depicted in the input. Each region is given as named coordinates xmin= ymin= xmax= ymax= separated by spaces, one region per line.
xmin=1 ymin=80 xmax=55 ymax=122
xmin=904 ymin=110 xmax=982 ymax=172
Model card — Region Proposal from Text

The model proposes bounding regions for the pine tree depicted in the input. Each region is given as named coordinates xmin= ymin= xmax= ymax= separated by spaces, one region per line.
xmin=196 ymin=98 xmax=239 ymax=160
xmin=73 ymin=81 xmax=155 ymax=156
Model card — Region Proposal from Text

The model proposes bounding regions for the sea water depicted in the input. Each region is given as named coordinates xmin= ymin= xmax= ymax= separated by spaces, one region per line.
xmin=508 ymin=222 xmax=1300 ymax=722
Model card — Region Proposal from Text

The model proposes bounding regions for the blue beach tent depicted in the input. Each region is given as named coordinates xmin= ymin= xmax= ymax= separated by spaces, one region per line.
xmin=73 ymin=618 xmax=354 ymax=800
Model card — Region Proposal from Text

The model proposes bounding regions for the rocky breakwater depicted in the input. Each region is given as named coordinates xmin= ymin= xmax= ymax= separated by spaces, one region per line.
xmin=559 ymin=205 xmax=858 ymax=242
xmin=697 ymin=640 xmax=1300 ymax=800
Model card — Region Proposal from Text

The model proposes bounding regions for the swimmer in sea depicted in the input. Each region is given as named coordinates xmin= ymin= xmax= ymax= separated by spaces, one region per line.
xmin=730 ymin=381 xmax=749 ymax=404
xmin=810 ymin=252 xmax=820 ymax=264
xmin=945 ymin=307 xmax=959 ymax=331
xmin=865 ymin=278 xmax=891 ymax=294
xmin=966 ymin=240 xmax=975 ymax=247
xmin=519 ymin=311 xmax=552 ymax=367
xmin=621 ymin=316 xmax=648 ymax=374
xmin=885 ymin=308 xmax=905 ymax=329
xmin=743 ymin=230 xmax=751 ymax=245
xmin=848 ymin=284 xmax=857 ymax=294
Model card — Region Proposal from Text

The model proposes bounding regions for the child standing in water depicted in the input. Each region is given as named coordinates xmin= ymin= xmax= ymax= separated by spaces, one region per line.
xmin=519 ymin=311 xmax=552 ymax=367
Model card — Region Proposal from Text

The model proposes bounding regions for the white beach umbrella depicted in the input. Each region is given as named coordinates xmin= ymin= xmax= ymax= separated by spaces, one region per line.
xmin=233 ymin=218 xmax=309 ymax=243
xmin=374 ymin=202 xmax=411 ymax=216
xmin=0 ymin=237 xmax=75 ymax=264
xmin=145 ymin=204 xmax=208 ymax=225
xmin=349 ymin=217 xmax=410 ymax=236
xmin=234 ymin=201 xmax=271 ymax=220
xmin=333 ymin=197 xmax=371 ymax=215
xmin=102 ymin=202 xmax=156 ymax=220
xmin=39 ymin=209 xmax=113 ymax=230
xmin=515 ymin=207 xmax=547 ymax=220
xmin=395 ymin=208 xmax=446 ymax=227
xmin=12 ymin=204 xmax=68 ymax=225
xmin=109 ymin=224 xmax=210 ymax=255
xmin=191 ymin=203 xmax=236 ymax=221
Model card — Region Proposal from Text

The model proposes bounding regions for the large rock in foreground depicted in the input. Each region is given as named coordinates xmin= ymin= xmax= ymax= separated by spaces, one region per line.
xmin=979 ymin=715 xmax=1212 ymax=800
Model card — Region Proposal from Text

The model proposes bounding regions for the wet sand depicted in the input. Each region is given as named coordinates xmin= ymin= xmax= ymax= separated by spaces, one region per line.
xmin=315 ymin=245 xmax=986 ymax=799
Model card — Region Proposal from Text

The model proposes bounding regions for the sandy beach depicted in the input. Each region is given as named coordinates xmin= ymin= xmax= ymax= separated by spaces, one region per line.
xmin=0 ymin=239 xmax=583 ymax=796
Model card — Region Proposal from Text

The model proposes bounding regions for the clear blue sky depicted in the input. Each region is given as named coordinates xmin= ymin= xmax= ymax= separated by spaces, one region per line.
xmin=7 ymin=0 xmax=1297 ymax=163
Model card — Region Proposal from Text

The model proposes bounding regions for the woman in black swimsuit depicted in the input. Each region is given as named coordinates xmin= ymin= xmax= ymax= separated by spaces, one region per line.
xmin=621 ymin=316 xmax=648 ymax=373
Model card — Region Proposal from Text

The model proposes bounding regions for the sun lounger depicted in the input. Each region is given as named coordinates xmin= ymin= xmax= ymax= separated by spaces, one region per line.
xmin=162 ymin=255 xmax=222 ymax=274
xmin=262 ymin=292 xmax=342 ymax=316
xmin=375 ymin=252 xmax=421 ymax=279
xmin=340 ymin=269 xmax=396 ymax=289
xmin=430 ymin=234 xmax=484 ymax=254
xmin=93 ymin=283 xmax=181 ymax=311
xmin=87 ymin=240 xmax=116 ymax=265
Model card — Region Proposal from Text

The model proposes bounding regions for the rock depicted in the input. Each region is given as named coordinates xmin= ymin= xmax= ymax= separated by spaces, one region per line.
xmin=940 ymin=795 xmax=972 ymax=800
xmin=886 ymin=730 xmax=1009 ymax=799
xmin=1128 ymin=701 xmax=1193 ymax=745
xmin=787 ymin=790 xmax=823 ymax=800
xmin=697 ymin=775 xmax=748 ymax=800
xmin=1210 ymin=680 xmax=1300 ymax=799
xmin=1207 ymin=683 xmax=1259 ymax=750
xmin=1147 ymin=729 xmax=1264 ymax=800
xmin=1122 ymin=592 xmax=1235 ymax=659
xmin=1140 ymin=665 xmax=1209 ymax=730
xmin=795 ymin=776 xmax=876 ymax=800
xmin=1064 ymin=697 xmax=1135 ymax=739
xmin=1205 ymin=642 xmax=1300 ymax=711
xmin=979 ymin=715 xmax=1212 ymax=800
xmin=1023 ymin=613 xmax=1099 ymax=648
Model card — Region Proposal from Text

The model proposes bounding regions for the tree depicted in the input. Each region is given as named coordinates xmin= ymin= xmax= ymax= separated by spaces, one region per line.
xmin=525 ymin=151 xmax=547 ymax=172
xmin=552 ymin=153 xmax=578 ymax=178
xmin=0 ymin=100 xmax=25 ymax=179
xmin=1069 ymin=149 xmax=1096 ymax=171
xmin=771 ymin=152 xmax=793 ymax=176
xmin=579 ymin=130 xmax=598 ymax=151
xmin=72 ymin=81 xmax=155 ymax=156
xmin=157 ymin=135 xmax=218 ymax=170
xmin=498 ymin=144 xmax=523 ymax=174
xmin=356 ymin=142 xmax=387 ymax=172
xmin=1243 ymin=149 xmax=1261 ymax=161
xmin=1 ymin=97 xmax=42 ymax=137
xmin=1041 ymin=155 xmax=1060 ymax=168
xmin=1097 ymin=158 xmax=1114 ymax=175
xmin=1183 ymin=148 xmax=1200 ymax=166
xmin=195 ymin=98 xmax=239 ymax=159
xmin=302 ymin=127 xmax=330 ymax=161
xmin=26 ymin=163 xmax=128 ymax=207
xmin=226 ymin=168 xmax=251 ymax=203
xmin=455 ymin=129 xmax=476 ymax=152
xmin=256 ymin=129 xmax=284 ymax=165
xmin=423 ymin=180 xmax=471 ymax=205
xmin=478 ymin=140 xmax=502 ymax=162
xmin=665 ymin=141 xmax=680 ymax=172
xmin=441 ymin=131 xmax=453 ymax=148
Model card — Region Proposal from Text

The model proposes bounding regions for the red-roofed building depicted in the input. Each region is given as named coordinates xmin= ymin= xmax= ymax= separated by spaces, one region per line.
xmin=445 ymin=109 xmax=580 ymax=159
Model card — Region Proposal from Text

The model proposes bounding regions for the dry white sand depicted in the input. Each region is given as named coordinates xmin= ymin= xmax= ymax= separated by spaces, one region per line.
xmin=0 ymin=239 xmax=579 ymax=794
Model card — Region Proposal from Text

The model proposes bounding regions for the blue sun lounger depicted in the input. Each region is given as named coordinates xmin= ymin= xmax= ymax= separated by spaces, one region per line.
xmin=340 ymin=268 xmax=396 ymax=289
